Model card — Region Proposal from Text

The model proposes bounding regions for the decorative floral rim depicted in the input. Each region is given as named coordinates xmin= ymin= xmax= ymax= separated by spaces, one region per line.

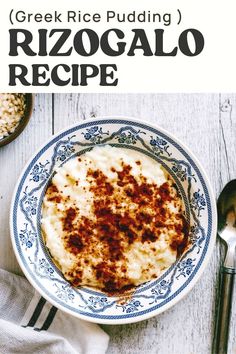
xmin=10 ymin=117 xmax=217 ymax=324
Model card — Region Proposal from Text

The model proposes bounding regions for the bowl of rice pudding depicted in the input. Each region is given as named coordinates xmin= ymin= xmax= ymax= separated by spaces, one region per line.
xmin=10 ymin=117 xmax=217 ymax=324
xmin=0 ymin=93 xmax=33 ymax=147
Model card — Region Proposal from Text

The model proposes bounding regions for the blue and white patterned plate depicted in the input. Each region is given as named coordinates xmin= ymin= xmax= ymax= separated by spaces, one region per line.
xmin=10 ymin=117 xmax=217 ymax=324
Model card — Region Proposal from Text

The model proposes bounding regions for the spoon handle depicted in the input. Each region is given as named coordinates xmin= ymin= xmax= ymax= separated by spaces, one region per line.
xmin=213 ymin=266 xmax=235 ymax=354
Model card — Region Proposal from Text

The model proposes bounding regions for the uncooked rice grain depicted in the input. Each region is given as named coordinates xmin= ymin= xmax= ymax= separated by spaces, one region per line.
xmin=0 ymin=93 xmax=26 ymax=139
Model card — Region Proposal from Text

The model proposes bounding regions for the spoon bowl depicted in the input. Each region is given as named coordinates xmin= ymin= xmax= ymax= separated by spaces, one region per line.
xmin=217 ymin=180 xmax=236 ymax=269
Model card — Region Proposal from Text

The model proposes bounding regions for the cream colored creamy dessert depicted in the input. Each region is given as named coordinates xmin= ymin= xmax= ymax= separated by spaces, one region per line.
xmin=41 ymin=145 xmax=188 ymax=294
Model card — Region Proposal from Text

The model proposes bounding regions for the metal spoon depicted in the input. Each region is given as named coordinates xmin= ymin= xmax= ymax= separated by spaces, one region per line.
xmin=213 ymin=180 xmax=236 ymax=354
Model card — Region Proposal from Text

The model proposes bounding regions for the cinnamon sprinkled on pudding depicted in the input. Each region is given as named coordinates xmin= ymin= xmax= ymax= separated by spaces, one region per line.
xmin=41 ymin=145 xmax=188 ymax=294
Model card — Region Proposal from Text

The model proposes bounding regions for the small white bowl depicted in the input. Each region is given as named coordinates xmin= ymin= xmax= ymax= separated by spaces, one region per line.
xmin=10 ymin=117 xmax=217 ymax=324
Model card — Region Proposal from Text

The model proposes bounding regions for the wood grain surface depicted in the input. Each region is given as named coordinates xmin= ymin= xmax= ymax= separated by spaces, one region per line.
xmin=0 ymin=93 xmax=235 ymax=354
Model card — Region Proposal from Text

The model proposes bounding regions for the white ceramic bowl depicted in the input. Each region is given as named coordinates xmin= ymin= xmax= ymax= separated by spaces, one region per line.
xmin=10 ymin=117 xmax=217 ymax=324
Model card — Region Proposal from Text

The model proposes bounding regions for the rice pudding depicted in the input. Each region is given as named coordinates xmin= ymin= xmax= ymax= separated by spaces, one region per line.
xmin=41 ymin=145 xmax=188 ymax=294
